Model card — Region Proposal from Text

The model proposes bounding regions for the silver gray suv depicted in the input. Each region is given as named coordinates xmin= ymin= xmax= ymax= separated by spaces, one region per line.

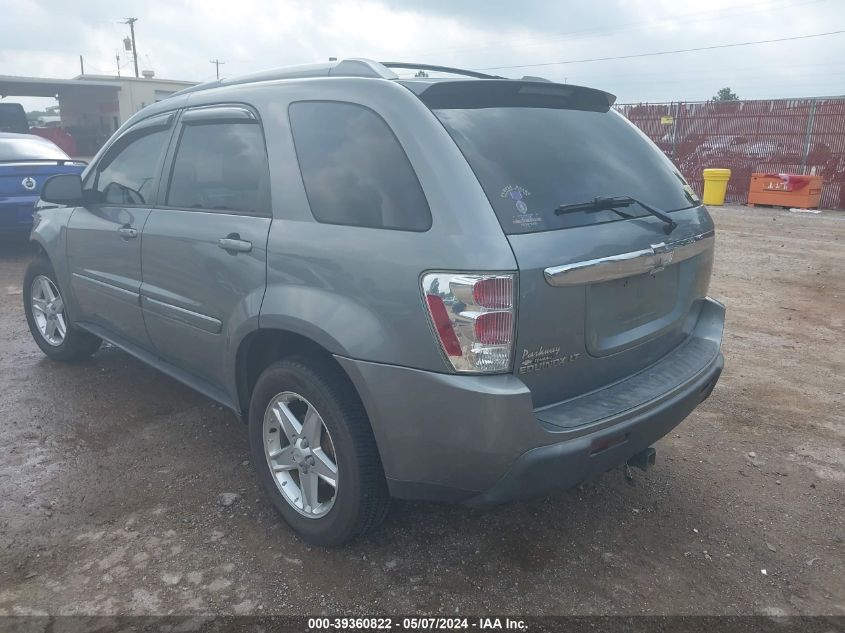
xmin=25 ymin=60 xmax=724 ymax=545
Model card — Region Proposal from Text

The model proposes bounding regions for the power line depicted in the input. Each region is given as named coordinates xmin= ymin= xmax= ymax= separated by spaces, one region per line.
xmin=563 ymin=64 xmax=845 ymax=87
xmin=415 ymin=0 xmax=828 ymax=59
xmin=475 ymin=30 xmax=845 ymax=72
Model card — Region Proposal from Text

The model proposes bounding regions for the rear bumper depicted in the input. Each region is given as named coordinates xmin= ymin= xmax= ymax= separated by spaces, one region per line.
xmin=336 ymin=297 xmax=725 ymax=505
xmin=466 ymin=352 xmax=722 ymax=505
xmin=0 ymin=198 xmax=37 ymax=231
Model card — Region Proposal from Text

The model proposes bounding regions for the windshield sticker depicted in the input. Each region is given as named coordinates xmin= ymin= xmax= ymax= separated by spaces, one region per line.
xmin=500 ymin=185 xmax=544 ymax=230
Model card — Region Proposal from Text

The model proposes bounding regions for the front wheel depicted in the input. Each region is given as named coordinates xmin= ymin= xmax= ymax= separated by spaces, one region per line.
xmin=248 ymin=358 xmax=390 ymax=546
xmin=23 ymin=256 xmax=101 ymax=361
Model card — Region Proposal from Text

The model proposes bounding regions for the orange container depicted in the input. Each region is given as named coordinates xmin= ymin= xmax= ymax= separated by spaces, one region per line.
xmin=747 ymin=173 xmax=823 ymax=208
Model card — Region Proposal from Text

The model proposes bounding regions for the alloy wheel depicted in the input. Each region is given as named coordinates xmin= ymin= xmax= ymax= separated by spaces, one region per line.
xmin=30 ymin=275 xmax=67 ymax=347
xmin=263 ymin=391 xmax=339 ymax=518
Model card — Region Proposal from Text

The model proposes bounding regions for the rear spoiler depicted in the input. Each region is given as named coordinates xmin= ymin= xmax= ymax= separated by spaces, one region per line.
xmin=403 ymin=80 xmax=616 ymax=113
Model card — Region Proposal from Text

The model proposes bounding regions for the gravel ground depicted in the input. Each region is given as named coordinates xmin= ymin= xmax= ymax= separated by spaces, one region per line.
xmin=0 ymin=205 xmax=842 ymax=616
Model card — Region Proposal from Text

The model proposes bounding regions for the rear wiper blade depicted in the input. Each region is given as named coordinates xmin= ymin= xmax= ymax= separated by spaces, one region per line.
xmin=555 ymin=196 xmax=678 ymax=233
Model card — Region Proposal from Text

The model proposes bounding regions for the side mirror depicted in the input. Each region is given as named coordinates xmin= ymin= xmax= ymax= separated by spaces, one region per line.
xmin=40 ymin=173 xmax=83 ymax=206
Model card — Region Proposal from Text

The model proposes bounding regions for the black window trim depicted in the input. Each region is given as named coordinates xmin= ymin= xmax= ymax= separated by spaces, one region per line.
xmin=156 ymin=102 xmax=272 ymax=218
xmin=180 ymin=104 xmax=257 ymax=124
xmin=86 ymin=111 xmax=176 ymax=208
xmin=287 ymin=99 xmax=433 ymax=233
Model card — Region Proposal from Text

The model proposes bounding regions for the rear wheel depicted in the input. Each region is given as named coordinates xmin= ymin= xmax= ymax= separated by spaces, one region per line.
xmin=248 ymin=357 xmax=390 ymax=546
xmin=23 ymin=256 xmax=101 ymax=361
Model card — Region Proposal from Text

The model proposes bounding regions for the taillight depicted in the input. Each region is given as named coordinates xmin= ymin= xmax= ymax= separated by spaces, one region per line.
xmin=472 ymin=277 xmax=512 ymax=309
xmin=473 ymin=311 xmax=512 ymax=345
xmin=421 ymin=273 xmax=517 ymax=373
xmin=424 ymin=294 xmax=462 ymax=356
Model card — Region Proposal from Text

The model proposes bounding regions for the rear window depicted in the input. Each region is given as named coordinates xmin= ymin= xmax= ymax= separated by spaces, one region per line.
xmin=434 ymin=107 xmax=697 ymax=234
xmin=0 ymin=136 xmax=68 ymax=161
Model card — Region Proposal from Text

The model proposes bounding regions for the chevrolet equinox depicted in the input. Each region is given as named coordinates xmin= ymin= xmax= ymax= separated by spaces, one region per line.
xmin=25 ymin=59 xmax=724 ymax=545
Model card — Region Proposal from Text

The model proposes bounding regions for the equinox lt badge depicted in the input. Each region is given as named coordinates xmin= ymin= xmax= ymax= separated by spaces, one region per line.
xmin=519 ymin=345 xmax=580 ymax=374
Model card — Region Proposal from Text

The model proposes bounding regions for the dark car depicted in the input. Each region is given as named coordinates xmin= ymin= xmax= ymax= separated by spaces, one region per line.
xmin=0 ymin=133 xmax=85 ymax=236
xmin=0 ymin=103 xmax=29 ymax=134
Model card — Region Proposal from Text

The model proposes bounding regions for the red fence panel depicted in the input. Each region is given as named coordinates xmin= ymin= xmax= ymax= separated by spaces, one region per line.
xmin=616 ymin=97 xmax=845 ymax=210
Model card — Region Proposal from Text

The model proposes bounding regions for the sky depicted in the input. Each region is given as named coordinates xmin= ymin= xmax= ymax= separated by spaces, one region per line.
xmin=2 ymin=0 xmax=844 ymax=111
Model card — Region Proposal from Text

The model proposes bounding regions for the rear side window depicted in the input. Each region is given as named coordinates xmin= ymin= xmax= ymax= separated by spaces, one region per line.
xmin=289 ymin=101 xmax=431 ymax=231
xmin=166 ymin=122 xmax=270 ymax=216
xmin=94 ymin=128 xmax=169 ymax=205
xmin=434 ymin=107 xmax=696 ymax=234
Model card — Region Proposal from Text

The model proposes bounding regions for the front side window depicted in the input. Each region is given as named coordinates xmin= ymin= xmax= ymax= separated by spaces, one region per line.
xmin=166 ymin=121 xmax=269 ymax=215
xmin=289 ymin=101 xmax=431 ymax=231
xmin=93 ymin=128 xmax=169 ymax=205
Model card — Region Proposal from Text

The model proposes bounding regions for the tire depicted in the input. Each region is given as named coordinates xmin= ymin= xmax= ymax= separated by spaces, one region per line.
xmin=248 ymin=357 xmax=390 ymax=546
xmin=23 ymin=255 xmax=101 ymax=361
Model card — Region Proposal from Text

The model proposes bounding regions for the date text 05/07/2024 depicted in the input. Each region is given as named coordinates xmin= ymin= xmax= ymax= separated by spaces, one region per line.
xmin=307 ymin=617 xmax=528 ymax=631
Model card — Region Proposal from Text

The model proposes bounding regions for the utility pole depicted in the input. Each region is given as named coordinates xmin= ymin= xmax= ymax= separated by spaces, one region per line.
xmin=210 ymin=59 xmax=225 ymax=80
xmin=79 ymin=55 xmax=84 ymax=76
xmin=123 ymin=17 xmax=139 ymax=78
xmin=116 ymin=50 xmax=121 ymax=77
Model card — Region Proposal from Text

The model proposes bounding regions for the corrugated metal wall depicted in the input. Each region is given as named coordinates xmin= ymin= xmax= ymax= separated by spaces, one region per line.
xmin=616 ymin=98 xmax=845 ymax=209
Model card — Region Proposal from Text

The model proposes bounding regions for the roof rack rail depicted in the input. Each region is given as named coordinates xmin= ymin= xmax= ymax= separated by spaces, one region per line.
xmin=168 ymin=59 xmax=507 ymax=99
xmin=170 ymin=58 xmax=398 ymax=97
xmin=380 ymin=62 xmax=503 ymax=80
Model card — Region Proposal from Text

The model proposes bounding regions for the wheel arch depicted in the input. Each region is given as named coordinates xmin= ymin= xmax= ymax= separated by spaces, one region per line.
xmin=29 ymin=233 xmax=54 ymax=270
xmin=30 ymin=206 xmax=74 ymax=258
xmin=29 ymin=207 xmax=77 ymax=313
xmin=29 ymin=237 xmax=47 ymax=257
xmin=235 ymin=327 xmax=354 ymax=420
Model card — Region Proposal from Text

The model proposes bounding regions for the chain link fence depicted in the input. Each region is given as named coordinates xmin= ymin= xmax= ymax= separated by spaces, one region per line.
xmin=616 ymin=98 xmax=845 ymax=209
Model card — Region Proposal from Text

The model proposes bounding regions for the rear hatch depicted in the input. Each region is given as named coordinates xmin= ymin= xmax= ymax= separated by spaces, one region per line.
xmin=420 ymin=80 xmax=715 ymax=408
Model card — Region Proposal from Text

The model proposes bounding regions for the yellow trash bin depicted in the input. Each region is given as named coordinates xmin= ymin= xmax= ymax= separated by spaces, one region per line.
xmin=702 ymin=168 xmax=731 ymax=206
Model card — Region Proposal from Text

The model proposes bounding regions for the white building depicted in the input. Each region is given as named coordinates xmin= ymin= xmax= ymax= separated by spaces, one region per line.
xmin=0 ymin=73 xmax=197 ymax=155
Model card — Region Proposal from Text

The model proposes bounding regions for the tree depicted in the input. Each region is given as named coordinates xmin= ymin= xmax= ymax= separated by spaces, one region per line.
xmin=713 ymin=87 xmax=739 ymax=101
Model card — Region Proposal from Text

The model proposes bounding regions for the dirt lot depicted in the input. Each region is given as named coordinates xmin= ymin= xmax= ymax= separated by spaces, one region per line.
xmin=0 ymin=205 xmax=842 ymax=616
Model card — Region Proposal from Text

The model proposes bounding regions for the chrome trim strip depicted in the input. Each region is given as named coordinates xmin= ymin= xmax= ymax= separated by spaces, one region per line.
xmin=141 ymin=296 xmax=223 ymax=334
xmin=544 ymin=230 xmax=715 ymax=287
xmin=71 ymin=272 xmax=140 ymax=305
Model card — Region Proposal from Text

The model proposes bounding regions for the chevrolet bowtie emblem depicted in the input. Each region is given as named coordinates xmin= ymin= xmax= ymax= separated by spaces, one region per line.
xmin=649 ymin=242 xmax=675 ymax=275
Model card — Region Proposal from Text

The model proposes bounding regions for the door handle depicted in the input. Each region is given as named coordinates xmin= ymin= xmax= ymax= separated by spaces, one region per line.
xmin=118 ymin=226 xmax=138 ymax=239
xmin=217 ymin=234 xmax=252 ymax=253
